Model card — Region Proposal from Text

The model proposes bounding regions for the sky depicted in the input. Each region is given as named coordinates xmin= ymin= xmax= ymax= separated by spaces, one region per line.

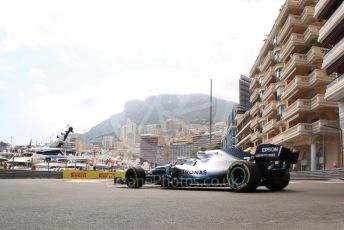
xmin=0 ymin=0 xmax=285 ymax=145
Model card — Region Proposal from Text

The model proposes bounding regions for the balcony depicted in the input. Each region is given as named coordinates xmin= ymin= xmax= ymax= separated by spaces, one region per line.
xmin=325 ymin=73 xmax=344 ymax=101
xmin=262 ymin=83 xmax=276 ymax=102
xmin=280 ymin=25 xmax=320 ymax=62
xmin=283 ymin=94 xmax=338 ymax=120
xmin=282 ymin=69 xmax=335 ymax=100
xmin=250 ymin=131 xmax=260 ymax=142
xmin=261 ymin=51 xmax=274 ymax=72
xmin=318 ymin=2 xmax=344 ymax=45
xmin=236 ymin=120 xmax=251 ymax=138
xmin=278 ymin=0 xmax=305 ymax=27
xmin=262 ymin=119 xmax=277 ymax=133
xmin=279 ymin=7 xmax=315 ymax=44
xmin=307 ymin=46 xmax=329 ymax=64
xmin=262 ymin=101 xmax=276 ymax=117
xmin=315 ymin=0 xmax=342 ymax=21
xmin=274 ymin=63 xmax=284 ymax=73
xmin=250 ymin=88 xmax=259 ymax=103
xmin=235 ymin=134 xmax=251 ymax=149
xmin=281 ymin=46 xmax=329 ymax=81
xmin=249 ymin=0 xmax=309 ymax=80
xmin=250 ymin=102 xmax=260 ymax=116
xmin=250 ymin=76 xmax=258 ymax=90
xmin=322 ymin=37 xmax=344 ymax=74
xmin=261 ymin=67 xmax=275 ymax=87
xmin=250 ymin=116 xmax=259 ymax=129
xmin=275 ymin=80 xmax=285 ymax=89
xmin=270 ymin=119 xmax=339 ymax=145
xmin=273 ymin=46 xmax=281 ymax=55
xmin=312 ymin=120 xmax=340 ymax=134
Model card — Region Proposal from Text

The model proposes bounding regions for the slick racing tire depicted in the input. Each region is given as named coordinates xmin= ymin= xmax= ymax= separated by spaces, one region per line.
xmin=264 ymin=171 xmax=290 ymax=191
xmin=125 ymin=167 xmax=146 ymax=188
xmin=170 ymin=178 xmax=181 ymax=188
xmin=227 ymin=161 xmax=261 ymax=192
xmin=161 ymin=175 xmax=170 ymax=188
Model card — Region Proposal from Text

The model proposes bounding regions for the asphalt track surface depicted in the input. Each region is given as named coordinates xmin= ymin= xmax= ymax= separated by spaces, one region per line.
xmin=0 ymin=179 xmax=343 ymax=230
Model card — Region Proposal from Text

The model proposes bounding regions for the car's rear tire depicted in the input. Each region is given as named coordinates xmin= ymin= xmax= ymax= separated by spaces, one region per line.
xmin=125 ymin=167 xmax=146 ymax=188
xmin=264 ymin=171 xmax=290 ymax=191
xmin=227 ymin=161 xmax=261 ymax=192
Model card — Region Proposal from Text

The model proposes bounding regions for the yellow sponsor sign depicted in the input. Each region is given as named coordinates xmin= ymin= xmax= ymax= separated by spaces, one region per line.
xmin=63 ymin=170 xmax=125 ymax=180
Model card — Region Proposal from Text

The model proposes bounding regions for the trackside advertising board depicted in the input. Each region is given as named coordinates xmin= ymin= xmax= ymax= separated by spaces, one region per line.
xmin=63 ymin=170 xmax=125 ymax=179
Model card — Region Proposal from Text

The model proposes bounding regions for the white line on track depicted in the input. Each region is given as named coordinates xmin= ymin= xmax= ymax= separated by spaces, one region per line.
xmin=290 ymin=180 xmax=344 ymax=184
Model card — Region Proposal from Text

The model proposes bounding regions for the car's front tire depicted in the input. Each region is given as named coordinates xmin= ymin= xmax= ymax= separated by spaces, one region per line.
xmin=227 ymin=161 xmax=261 ymax=192
xmin=125 ymin=167 xmax=146 ymax=188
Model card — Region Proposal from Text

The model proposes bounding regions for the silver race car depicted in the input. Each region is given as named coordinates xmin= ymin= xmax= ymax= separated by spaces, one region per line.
xmin=123 ymin=144 xmax=299 ymax=192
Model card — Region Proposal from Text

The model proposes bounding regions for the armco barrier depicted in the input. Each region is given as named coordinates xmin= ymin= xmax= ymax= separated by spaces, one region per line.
xmin=63 ymin=170 xmax=125 ymax=180
xmin=0 ymin=170 xmax=62 ymax=179
xmin=290 ymin=168 xmax=344 ymax=180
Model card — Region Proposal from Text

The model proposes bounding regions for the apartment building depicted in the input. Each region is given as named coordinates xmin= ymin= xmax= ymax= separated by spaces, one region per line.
xmin=140 ymin=134 xmax=159 ymax=165
xmin=239 ymin=75 xmax=252 ymax=110
xmin=223 ymin=108 xmax=246 ymax=149
xmin=192 ymin=132 xmax=222 ymax=150
xmin=317 ymin=1 xmax=344 ymax=165
xmin=168 ymin=142 xmax=192 ymax=163
xmin=236 ymin=0 xmax=341 ymax=171
xmin=223 ymin=75 xmax=251 ymax=150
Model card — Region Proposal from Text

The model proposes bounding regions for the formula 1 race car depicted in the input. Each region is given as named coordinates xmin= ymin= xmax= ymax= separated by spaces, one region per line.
xmin=123 ymin=144 xmax=299 ymax=192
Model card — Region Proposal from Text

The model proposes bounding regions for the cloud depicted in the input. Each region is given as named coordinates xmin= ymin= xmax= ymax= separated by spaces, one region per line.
xmin=0 ymin=58 xmax=13 ymax=71
xmin=32 ymin=83 xmax=48 ymax=92
xmin=30 ymin=67 xmax=45 ymax=78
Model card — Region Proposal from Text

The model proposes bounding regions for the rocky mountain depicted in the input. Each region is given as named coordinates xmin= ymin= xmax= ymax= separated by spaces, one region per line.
xmin=81 ymin=94 xmax=237 ymax=142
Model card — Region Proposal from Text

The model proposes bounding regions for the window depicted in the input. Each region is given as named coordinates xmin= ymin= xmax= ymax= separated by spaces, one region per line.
xmin=278 ymin=105 xmax=285 ymax=116
xmin=259 ymin=75 xmax=263 ymax=85
xmin=275 ymin=68 xmax=282 ymax=80
xmin=274 ymin=51 xmax=280 ymax=63
xmin=258 ymin=64 xmax=263 ymax=72
xmin=273 ymin=35 xmax=279 ymax=47
xmin=260 ymin=120 xmax=266 ymax=129
xmin=276 ymin=87 xmax=283 ymax=101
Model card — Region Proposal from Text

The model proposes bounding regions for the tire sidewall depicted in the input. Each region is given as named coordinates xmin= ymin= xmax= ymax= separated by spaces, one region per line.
xmin=227 ymin=161 xmax=260 ymax=192
xmin=227 ymin=162 xmax=251 ymax=190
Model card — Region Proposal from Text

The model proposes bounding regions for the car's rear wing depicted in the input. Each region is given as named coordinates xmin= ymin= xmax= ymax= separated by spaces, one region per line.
xmin=253 ymin=144 xmax=299 ymax=164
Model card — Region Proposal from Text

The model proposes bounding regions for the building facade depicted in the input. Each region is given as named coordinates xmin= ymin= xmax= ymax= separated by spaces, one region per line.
xmin=223 ymin=75 xmax=251 ymax=149
xmin=317 ymin=0 xmax=344 ymax=167
xmin=236 ymin=0 xmax=341 ymax=171
xmin=168 ymin=142 xmax=192 ymax=163
xmin=239 ymin=75 xmax=252 ymax=110
xmin=192 ymin=132 xmax=222 ymax=151
xmin=140 ymin=134 xmax=159 ymax=165
xmin=120 ymin=119 xmax=137 ymax=145
xmin=102 ymin=136 xmax=115 ymax=150
xmin=223 ymin=108 xmax=246 ymax=149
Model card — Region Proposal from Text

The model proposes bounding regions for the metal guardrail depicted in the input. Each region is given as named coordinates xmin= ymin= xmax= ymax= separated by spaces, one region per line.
xmin=290 ymin=168 xmax=344 ymax=180
xmin=0 ymin=170 xmax=63 ymax=179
